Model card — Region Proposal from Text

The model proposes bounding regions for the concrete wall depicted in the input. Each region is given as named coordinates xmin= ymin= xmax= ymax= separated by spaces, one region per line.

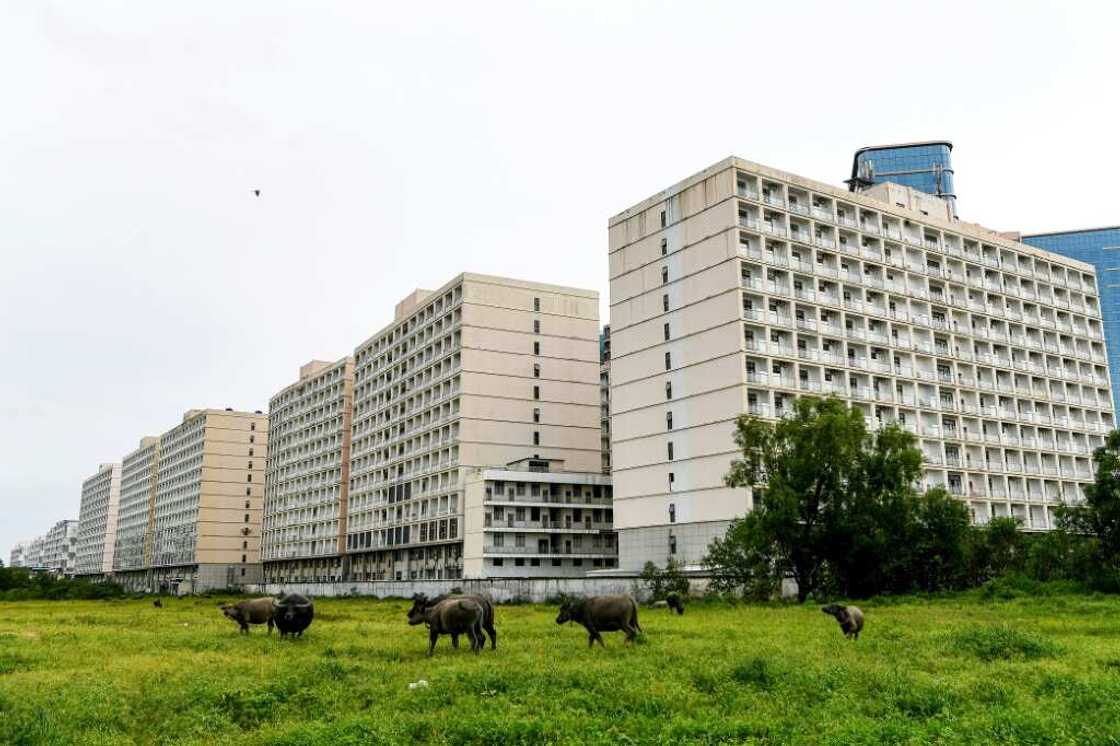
xmin=247 ymin=576 xmax=651 ymax=603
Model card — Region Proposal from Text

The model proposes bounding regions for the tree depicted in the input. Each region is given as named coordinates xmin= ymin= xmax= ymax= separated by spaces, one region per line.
xmin=708 ymin=397 xmax=897 ymax=602
xmin=640 ymin=559 xmax=689 ymax=600
xmin=1056 ymin=429 xmax=1120 ymax=590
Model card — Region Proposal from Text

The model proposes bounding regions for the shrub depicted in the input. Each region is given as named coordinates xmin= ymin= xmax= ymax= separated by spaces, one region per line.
xmin=950 ymin=626 xmax=1061 ymax=661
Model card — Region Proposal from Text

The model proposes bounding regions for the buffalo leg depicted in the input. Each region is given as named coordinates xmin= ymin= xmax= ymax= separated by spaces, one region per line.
xmin=428 ymin=630 xmax=439 ymax=657
xmin=485 ymin=623 xmax=497 ymax=650
xmin=268 ymin=619 xmax=274 ymax=635
xmin=451 ymin=633 xmax=459 ymax=649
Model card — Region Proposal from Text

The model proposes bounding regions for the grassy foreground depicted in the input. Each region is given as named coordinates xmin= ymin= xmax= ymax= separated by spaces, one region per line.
xmin=2 ymin=592 xmax=1120 ymax=744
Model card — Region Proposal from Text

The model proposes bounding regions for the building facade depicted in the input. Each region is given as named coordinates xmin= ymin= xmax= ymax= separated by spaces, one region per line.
xmin=608 ymin=156 xmax=1113 ymax=570
xmin=74 ymin=463 xmax=121 ymax=576
xmin=345 ymin=273 xmax=605 ymax=581
xmin=42 ymin=519 xmax=78 ymax=575
xmin=1022 ymin=227 xmax=1120 ymax=414
xmin=262 ymin=358 xmax=354 ymax=584
xmin=600 ymin=325 xmax=612 ymax=474
xmin=9 ymin=540 xmax=34 ymax=569
xmin=463 ymin=458 xmax=615 ymax=577
xmin=113 ymin=436 xmax=160 ymax=579
xmin=848 ymin=141 xmax=956 ymax=218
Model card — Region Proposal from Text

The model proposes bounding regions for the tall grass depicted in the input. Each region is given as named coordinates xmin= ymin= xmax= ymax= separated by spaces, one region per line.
xmin=1 ymin=591 xmax=1119 ymax=743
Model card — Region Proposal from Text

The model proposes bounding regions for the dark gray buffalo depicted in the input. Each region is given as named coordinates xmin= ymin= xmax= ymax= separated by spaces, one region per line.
xmin=556 ymin=595 xmax=642 ymax=647
xmin=407 ymin=596 xmax=484 ymax=656
xmin=273 ymin=593 xmax=314 ymax=638
xmin=821 ymin=604 xmax=864 ymax=639
xmin=221 ymin=597 xmax=276 ymax=634
xmin=413 ymin=593 xmax=497 ymax=650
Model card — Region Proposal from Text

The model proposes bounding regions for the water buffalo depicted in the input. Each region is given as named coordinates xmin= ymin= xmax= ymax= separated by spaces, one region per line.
xmin=821 ymin=604 xmax=864 ymax=639
xmin=273 ymin=593 xmax=314 ymax=638
xmin=407 ymin=596 xmax=484 ymax=656
xmin=556 ymin=595 xmax=642 ymax=647
xmin=153 ymin=598 xmax=162 ymax=608
xmin=413 ymin=592 xmax=497 ymax=650
xmin=221 ymin=597 xmax=276 ymax=634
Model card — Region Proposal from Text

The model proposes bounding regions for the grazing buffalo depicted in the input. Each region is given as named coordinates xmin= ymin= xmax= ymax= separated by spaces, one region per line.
xmin=221 ymin=597 xmax=276 ymax=634
xmin=413 ymin=593 xmax=498 ymax=650
xmin=821 ymin=604 xmax=864 ymax=639
xmin=408 ymin=596 xmax=484 ymax=656
xmin=153 ymin=598 xmax=163 ymax=608
xmin=273 ymin=593 xmax=314 ymax=638
xmin=556 ymin=595 xmax=642 ymax=648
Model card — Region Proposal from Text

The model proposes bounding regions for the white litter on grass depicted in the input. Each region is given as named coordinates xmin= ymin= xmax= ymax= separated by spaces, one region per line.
xmin=407 ymin=680 xmax=430 ymax=690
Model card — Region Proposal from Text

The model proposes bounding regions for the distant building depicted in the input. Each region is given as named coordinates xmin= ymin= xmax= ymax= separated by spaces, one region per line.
xmin=262 ymin=357 xmax=355 ymax=584
xmin=42 ymin=520 xmax=78 ymax=575
xmin=9 ymin=539 xmax=35 ymax=569
xmin=74 ymin=463 xmax=121 ymax=576
xmin=600 ymin=324 xmax=612 ymax=475
xmin=111 ymin=408 xmax=269 ymax=593
xmin=848 ymin=141 xmax=956 ymax=218
xmin=1021 ymin=227 xmax=1120 ymax=414
xmin=344 ymin=273 xmax=609 ymax=581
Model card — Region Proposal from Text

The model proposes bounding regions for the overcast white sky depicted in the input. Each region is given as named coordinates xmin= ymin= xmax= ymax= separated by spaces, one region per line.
xmin=3 ymin=1 xmax=1118 ymax=559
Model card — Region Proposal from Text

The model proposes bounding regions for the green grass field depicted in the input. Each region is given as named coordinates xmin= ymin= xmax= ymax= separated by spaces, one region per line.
xmin=2 ymin=591 xmax=1120 ymax=744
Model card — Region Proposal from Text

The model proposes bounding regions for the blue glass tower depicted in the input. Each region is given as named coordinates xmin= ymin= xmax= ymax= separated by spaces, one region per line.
xmin=1022 ymin=227 xmax=1120 ymax=413
xmin=847 ymin=141 xmax=957 ymax=217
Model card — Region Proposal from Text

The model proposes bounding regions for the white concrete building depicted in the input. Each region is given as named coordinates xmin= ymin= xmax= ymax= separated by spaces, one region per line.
xmin=9 ymin=539 xmax=35 ymax=569
xmin=262 ymin=357 xmax=354 ymax=583
xmin=42 ymin=519 xmax=78 ymax=575
xmin=74 ymin=463 xmax=122 ymax=576
xmin=608 ymin=156 xmax=1113 ymax=570
xmin=345 ymin=273 xmax=606 ymax=581
xmin=113 ymin=436 xmax=160 ymax=575
xmin=463 ymin=458 xmax=615 ymax=577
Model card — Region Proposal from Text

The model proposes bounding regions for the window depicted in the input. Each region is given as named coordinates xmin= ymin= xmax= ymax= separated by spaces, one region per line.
xmin=666 ymin=411 xmax=673 ymax=430
xmin=244 ymin=514 xmax=250 ymax=523
xmin=247 ymin=474 xmax=252 ymax=482
xmin=245 ymin=487 xmax=251 ymax=496
xmin=668 ymin=472 xmax=675 ymax=488
xmin=664 ymin=352 xmax=671 ymax=370
xmin=243 ymin=541 xmax=248 ymax=549
xmin=667 ymin=441 xmax=674 ymax=461
xmin=241 ymin=554 xmax=247 ymax=563
xmin=244 ymin=500 xmax=250 ymax=509
xmin=533 ymin=319 xmax=540 ymax=334
xmin=533 ymin=407 xmax=541 ymax=423
xmin=661 ymin=237 xmax=668 ymax=256
xmin=663 ymin=294 xmax=669 ymax=312
xmin=533 ymin=297 xmax=540 ymax=312
xmin=250 ymin=422 xmax=256 ymax=431
xmin=533 ymin=385 xmax=540 ymax=400
xmin=248 ymin=448 xmax=254 ymax=457
xmin=533 ymin=363 xmax=540 ymax=378
xmin=665 ymin=380 xmax=672 ymax=399
xmin=663 ymin=322 xmax=670 ymax=341
xmin=533 ymin=431 xmax=540 ymax=446
xmin=249 ymin=435 xmax=255 ymax=443
xmin=661 ymin=266 xmax=668 ymax=285
xmin=247 ymin=461 xmax=253 ymax=469
xmin=533 ymin=341 xmax=540 ymax=355
xmin=660 ymin=209 xmax=666 ymax=228
xmin=669 ymin=503 xmax=676 ymax=523
xmin=669 ymin=535 xmax=677 ymax=555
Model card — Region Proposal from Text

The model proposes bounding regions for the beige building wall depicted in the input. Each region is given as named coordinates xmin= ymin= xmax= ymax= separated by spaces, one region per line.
xmin=347 ymin=273 xmax=602 ymax=581
xmin=262 ymin=356 xmax=354 ymax=583
xmin=139 ymin=408 xmax=267 ymax=591
xmin=609 ymin=156 xmax=1113 ymax=571
xmin=74 ymin=463 xmax=121 ymax=575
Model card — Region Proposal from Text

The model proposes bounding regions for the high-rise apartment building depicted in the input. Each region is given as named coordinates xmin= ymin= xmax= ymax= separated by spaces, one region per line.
xmin=345 ymin=273 xmax=606 ymax=581
xmin=9 ymin=539 xmax=33 ymax=569
xmin=113 ymin=436 xmax=160 ymax=577
xmin=262 ymin=358 xmax=354 ymax=583
xmin=608 ymin=156 xmax=1112 ymax=570
xmin=23 ymin=537 xmax=45 ymax=570
xmin=74 ymin=463 xmax=121 ymax=576
xmin=109 ymin=409 xmax=268 ymax=592
xmin=1021 ymin=227 xmax=1120 ymax=413
xmin=848 ymin=141 xmax=957 ymax=218
xmin=42 ymin=519 xmax=78 ymax=575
